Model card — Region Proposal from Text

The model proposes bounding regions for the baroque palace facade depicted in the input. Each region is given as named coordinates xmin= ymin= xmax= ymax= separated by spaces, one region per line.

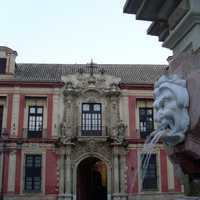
xmin=0 ymin=46 xmax=182 ymax=200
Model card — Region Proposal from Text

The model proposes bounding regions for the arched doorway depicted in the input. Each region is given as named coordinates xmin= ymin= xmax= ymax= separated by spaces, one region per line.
xmin=77 ymin=157 xmax=107 ymax=200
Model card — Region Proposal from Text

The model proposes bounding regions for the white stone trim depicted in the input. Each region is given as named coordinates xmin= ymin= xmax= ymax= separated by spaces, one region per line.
xmin=138 ymin=148 xmax=161 ymax=193
xmin=11 ymin=94 xmax=20 ymax=136
xmin=52 ymin=95 xmax=60 ymax=137
xmin=167 ymin=157 xmax=175 ymax=191
xmin=122 ymin=90 xmax=153 ymax=97
xmin=7 ymin=151 xmax=17 ymax=192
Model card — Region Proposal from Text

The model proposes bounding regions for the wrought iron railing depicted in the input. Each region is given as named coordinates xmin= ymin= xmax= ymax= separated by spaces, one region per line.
xmin=139 ymin=128 xmax=155 ymax=139
xmin=77 ymin=126 xmax=108 ymax=136
xmin=0 ymin=128 xmax=9 ymax=139
xmin=22 ymin=128 xmax=48 ymax=139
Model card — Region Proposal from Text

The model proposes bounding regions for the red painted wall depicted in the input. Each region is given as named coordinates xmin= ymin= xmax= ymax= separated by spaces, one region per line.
xmin=47 ymin=94 xmax=53 ymax=138
xmin=6 ymin=94 xmax=13 ymax=136
xmin=3 ymin=151 xmax=9 ymax=193
xmin=160 ymin=149 xmax=168 ymax=192
xmin=127 ymin=149 xmax=138 ymax=193
xmin=128 ymin=96 xmax=138 ymax=139
xmin=15 ymin=150 xmax=22 ymax=193
xmin=18 ymin=95 xmax=25 ymax=138
xmin=45 ymin=150 xmax=58 ymax=194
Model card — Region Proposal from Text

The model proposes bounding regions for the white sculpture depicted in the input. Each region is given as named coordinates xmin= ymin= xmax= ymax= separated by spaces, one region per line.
xmin=153 ymin=74 xmax=190 ymax=146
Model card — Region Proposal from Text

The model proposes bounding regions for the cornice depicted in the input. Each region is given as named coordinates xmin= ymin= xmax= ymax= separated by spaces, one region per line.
xmin=0 ymin=81 xmax=64 ymax=88
xmin=119 ymin=83 xmax=154 ymax=90
xmin=163 ymin=11 xmax=200 ymax=50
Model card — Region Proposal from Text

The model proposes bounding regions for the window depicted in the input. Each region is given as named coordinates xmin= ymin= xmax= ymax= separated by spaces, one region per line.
xmin=0 ymin=58 xmax=6 ymax=74
xmin=28 ymin=106 xmax=43 ymax=138
xmin=0 ymin=105 xmax=3 ymax=136
xmin=81 ymin=103 xmax=102 ymax=136
xmin=141 ymin=154 xmax=158 ymax=190
xmin=24 ymin=155 xmax=42 ymax=192
xmin=139 ymin=107 xmax=154 ymax=138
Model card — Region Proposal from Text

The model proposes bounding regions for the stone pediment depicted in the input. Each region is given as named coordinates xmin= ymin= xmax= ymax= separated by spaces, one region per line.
xmin=62 ymin=73 xmax=121 ymax=96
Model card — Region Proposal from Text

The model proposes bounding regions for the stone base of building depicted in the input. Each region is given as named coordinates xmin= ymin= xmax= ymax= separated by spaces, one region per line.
xmin=58 ymin=193 xmax=73 ymax=200
xmin=176 ymin=197 xmax=200 ymax=200
xmin=112 ymin=193 xmax=128 ymax=200
xmin=128 ymin=193 xmax=184 ymax=200
xmin=2 ymin=193 xmax=187 ymax=200
xmin=3 ymin=194 xmax=57 ymax=200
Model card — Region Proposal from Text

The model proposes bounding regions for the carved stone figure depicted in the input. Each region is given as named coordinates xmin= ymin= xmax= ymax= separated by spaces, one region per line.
xmin=111 ymin=120 xmax=127 ymax=144
xmin=153 ymin=74 xmax=190 ymax=146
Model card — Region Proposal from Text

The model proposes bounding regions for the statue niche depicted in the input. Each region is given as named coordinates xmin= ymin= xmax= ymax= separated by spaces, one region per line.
xmin=153 ymin=74 xmax=190 ymax=146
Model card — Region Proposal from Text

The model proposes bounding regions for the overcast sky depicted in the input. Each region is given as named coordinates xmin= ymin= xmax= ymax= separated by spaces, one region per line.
xmin=0 ymin=0 xmax=171 ymax=64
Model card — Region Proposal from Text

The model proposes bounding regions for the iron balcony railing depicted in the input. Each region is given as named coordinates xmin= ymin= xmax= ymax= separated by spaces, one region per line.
xmin=139 ymin=129 xmax=155 ymax=139
xmin=0 ymin=128 xmax=9 ymax=139
xmin=22 ymin=128 xmax=48 ymax=139
xmin=77 ymin=126 xmax=108 ymax=136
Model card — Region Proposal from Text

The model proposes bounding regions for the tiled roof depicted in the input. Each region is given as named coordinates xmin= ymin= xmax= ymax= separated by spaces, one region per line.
xmin=14 ymin=63 xmax=167 ymax=84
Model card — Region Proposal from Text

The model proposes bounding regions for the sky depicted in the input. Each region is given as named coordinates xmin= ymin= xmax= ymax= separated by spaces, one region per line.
xmin=0 ymin=0 xmax=171 ymax=65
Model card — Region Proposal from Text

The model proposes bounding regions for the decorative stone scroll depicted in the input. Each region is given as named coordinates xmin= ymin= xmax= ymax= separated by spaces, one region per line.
xmin=62 ymin=73 xmax=121 ymax=94
xmin=154 ymin=74 xmax=190 ymax=146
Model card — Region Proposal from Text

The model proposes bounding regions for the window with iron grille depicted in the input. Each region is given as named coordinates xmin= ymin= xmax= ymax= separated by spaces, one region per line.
xmin=0 ymin=58 xmax=6 ymax=74
xmin=141 ymin=154 xmax=158 ymax=190
xmin=24 ymin=155 xmax=42 ymax=192
xmin=28 ymin=106 xmax=43 ymax=138
xmin=81 ymin=103 xmax=102 ymax=136
xmin=139 ymin=107 xmax=154 ymax=138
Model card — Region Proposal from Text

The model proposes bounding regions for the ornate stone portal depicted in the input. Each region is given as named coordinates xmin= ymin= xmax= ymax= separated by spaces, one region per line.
xmin=57 ymin=71 xmax=128 ymax=200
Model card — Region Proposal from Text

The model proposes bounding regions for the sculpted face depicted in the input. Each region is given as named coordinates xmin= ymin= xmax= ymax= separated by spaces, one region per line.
xmin=154 ymin=89 xmax=178 ymax=130
xmin=153 ymin=75 xmax=190 ymax=146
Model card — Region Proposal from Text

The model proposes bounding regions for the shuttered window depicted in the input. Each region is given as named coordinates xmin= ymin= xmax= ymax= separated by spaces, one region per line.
xmin=24 ymin=155 xmax=42 ymax=192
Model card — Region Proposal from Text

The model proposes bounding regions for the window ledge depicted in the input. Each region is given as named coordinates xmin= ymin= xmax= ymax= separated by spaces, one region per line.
xmin=77 ymin=136 xmax=109 ymax=142
xmin=139 ymin=189 xmax=160 ymax=194
xmin=22 ymin=191 xmax=43 ymax=195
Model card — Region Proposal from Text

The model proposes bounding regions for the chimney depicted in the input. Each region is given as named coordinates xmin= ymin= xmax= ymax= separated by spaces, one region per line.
xmin=0 ymin=46 xmax=18 ymax=75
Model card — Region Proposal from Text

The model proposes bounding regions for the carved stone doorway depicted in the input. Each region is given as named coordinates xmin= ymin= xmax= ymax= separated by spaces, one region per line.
xmin=77 ymin=157 xmax=107 ymax=200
